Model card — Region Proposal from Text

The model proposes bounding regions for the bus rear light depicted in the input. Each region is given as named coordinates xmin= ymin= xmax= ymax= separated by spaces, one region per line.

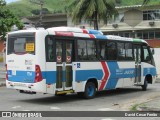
xmin=5 ymin=64 xmax=8 ymax=80
xmin=35 ymin=65 xmax=42 ymax=83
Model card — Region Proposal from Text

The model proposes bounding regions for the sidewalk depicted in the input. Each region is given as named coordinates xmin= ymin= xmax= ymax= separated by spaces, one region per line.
xmin=137 ymin=97 xmax=160 ymax=111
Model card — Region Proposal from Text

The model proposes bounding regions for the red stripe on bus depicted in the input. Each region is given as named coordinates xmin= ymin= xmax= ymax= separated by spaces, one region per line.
xmin=89 ymin=34 xmax=95 ymax=38
xmin=82 ymin=29 xmax=88 ymax=34
xmin=55 ymin=31 xmax=74 ymax=36
xmin=99 ymin=62 xmax=110 ymax=91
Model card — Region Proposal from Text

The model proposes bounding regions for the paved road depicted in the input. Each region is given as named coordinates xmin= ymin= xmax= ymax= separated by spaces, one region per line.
xmin=0 ymin=83 xmax=160 ymax=120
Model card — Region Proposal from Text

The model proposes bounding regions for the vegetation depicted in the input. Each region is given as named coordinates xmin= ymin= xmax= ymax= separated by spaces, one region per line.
xmin=0 ymin=0 xmax=23 ymax=39
xmin=68 ymin=0 xmax=118 ymax=30
xmin=6 ymin=0 xmax=159 ymax=18
xmin=6 ymin=0 xmax=74 ymax=18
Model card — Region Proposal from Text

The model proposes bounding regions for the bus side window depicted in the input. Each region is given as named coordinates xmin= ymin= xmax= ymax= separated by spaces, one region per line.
xmin=77 ymin=40 xmax=97 ymax=61
xmin=125 ymin=43 xmax=134 ymax=60
xmin=117 ymin=42 xmax=125 ymax=60
xmin=45 ymin=36 xmax=54 ymax=62
xmin=142 ymin=46 xmax=152 ymax=64
xmin=106 ymin=42 xmax=117 ymax=60
xmin=77 ymin=40 xmax=87 ymax=60
xmin=87 ymin=40 xmax=97 ymax=60
xmin=98 ymin=41 xmax=106 ymax=60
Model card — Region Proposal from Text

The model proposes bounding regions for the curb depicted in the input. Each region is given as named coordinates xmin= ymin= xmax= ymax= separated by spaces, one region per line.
xmin=138 ymin=106 xmax=160 ymax=111
xmin=136 ymin=97 xmax=160 ymax=111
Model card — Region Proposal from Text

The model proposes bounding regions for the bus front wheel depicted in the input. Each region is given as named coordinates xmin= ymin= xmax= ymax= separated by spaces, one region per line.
xmin=142 ymin=79 xmax=148 ymax=91
xmin=84 ymin=82 xmax=96 ymax=99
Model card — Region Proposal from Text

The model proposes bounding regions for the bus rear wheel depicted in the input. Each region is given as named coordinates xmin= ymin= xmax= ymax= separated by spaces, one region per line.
xmin=84 ymin=82 xmax=96 ymax=99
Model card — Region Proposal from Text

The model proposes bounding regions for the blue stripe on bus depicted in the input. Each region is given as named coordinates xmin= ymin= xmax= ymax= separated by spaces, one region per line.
xmin=94 ymin=35 xmax=108 ymax=39
xmin=105 ymin=62 xmax=119 ymax=89
xmin=7 ymin=70 xmax=56 ymax=84
xmin=8 ymin=71 xmax=35 ymax=83
xmin=76 ymin=70 xmax=103 ymax=81
xmin=88 ymin=30 xmax=102 ymax=35
xmin=45 ymin=71 xmax=56 ymax=84
xmin=143 ymin=68 xmax=157 ymax=76
xmin=7 ymin=66 xmax=156 ymax=85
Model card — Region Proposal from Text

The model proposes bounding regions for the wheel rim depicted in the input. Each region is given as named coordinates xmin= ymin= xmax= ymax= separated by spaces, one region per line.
xmin=87 ymin=84 xmax=94 ymax=97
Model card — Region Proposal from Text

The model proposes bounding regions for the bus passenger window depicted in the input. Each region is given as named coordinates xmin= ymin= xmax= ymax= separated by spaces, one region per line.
xmin=125 ymin=43 xmax=133 ymax=60
xmin=77 ymin=40 xmax=97 ymax=61
xmin=106 ymin=42 xmax=117 ymax=60
xmin=98 ymin=41 xmax=106 ymax=60
xmin=45 ymin=36 xmax=54 ymax=62
xmin=77 ymin=40 xmax=87 ymax=60
xmin=87 ymin=41 xmax=97 ymax=60
xmin=143 ymin=46 xmax=152 ymax=64
xmin=117 ymin=42 xmax=125 ymax=60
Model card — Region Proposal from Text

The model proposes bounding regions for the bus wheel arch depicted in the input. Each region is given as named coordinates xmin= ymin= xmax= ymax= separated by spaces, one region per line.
xmin=86 ymin=78 xmax=98 ymax=90
xmin=78 ymin=78 xmax=98 ymax=99
xmin=145 ymin=74 xmax=153 ymax=84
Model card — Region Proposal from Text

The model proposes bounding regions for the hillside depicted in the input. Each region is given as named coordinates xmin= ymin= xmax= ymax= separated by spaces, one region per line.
xmin=6 ymin=0 xmax=73 ymax=18
xmin=6 ymin=0 xmax=160 ymax=18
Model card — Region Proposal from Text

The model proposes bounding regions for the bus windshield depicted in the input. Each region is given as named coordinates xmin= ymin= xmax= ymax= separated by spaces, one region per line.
xmin=7 ymin=32 xmax=35 ymax=55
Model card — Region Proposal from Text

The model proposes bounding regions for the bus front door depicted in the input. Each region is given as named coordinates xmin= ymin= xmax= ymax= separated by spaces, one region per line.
xmin=134 ymin=45 xmax=141 ymax=84
xmin=56 ymin=40 xmax=73 ymax=91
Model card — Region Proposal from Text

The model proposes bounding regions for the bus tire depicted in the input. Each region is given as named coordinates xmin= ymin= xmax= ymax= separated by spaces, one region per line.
xmin=142 ymin=79 xmax=148 ymax=91
xmin=84 ymin=82 xmax=96 ymax=99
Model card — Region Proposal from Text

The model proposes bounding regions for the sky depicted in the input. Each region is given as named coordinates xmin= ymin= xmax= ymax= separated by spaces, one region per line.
xmin=5 ymin=0 xmax=19 ymax=4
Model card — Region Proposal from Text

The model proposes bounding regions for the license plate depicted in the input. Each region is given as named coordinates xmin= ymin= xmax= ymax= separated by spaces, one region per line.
xmin=14 ymin=83 xmax=27 ymax=87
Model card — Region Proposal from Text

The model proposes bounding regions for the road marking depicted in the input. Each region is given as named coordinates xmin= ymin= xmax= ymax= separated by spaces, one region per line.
xmin=12 ymin=106 xmax=21 ymax=109
xmin=50 ymin=106 xmax=60 ymax=110
xmin=22 ymin=110 xmax=31 ymax=111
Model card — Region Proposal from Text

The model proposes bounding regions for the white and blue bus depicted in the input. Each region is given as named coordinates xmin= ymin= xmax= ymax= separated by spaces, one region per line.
xmin=6 ymin=27 xmax=157 ymax=99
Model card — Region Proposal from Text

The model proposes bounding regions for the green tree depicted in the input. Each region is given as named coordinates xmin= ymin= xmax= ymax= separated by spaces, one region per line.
xmin=68 ymin=0 xmax=118 ymax=30
xmin=0 ymin=0 xmax=23 ymax=40
xmin=143 ymin=0 xmax=150 ymax=4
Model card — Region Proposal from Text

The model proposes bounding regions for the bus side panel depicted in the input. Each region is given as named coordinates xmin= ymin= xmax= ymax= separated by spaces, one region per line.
xmin=103 ymin=61 xmax=135 ymax=90
xmin=34 ymin=31 xmax=48 ymax=93
xmin=74 ymin=62 xmax=103 ymax=92
xmin=74 ymin=61 xmax=137 ymax=92
xmin=142 ymin=62 xmax=157 ymax=84
xmin=117 ymin=61 xmax=135 ymax=88
xmin=45 ymin=62 xmax=56 ymax=94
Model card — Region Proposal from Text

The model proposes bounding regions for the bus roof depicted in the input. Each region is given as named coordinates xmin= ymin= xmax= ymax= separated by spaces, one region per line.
xmin=46 ymin=27 xmax=147 ymax=44
xmin=7 ymin=27 xmax=147 ymax=44
xmin=47 ymin=27 xmax=103 ymax=35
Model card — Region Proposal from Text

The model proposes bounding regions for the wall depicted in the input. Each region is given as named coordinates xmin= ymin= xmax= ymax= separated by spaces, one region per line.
xmin=153 ymin=48 xmax=160 ymax=78
xmin=124 ymin=9 xmax=142 ymax=27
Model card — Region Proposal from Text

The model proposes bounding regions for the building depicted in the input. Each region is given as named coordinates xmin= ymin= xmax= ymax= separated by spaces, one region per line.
xmin=68 ymin=4 xmax=160 ymax=48
xmin=26 ymin=13 xmax=67 ymax=28
xmin=26 ymin=4 xmax=160 ymax=77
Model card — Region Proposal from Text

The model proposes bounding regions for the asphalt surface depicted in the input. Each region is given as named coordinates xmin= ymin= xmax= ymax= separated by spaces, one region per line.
xmin=0 ymin=80 xmax=160 ymax=120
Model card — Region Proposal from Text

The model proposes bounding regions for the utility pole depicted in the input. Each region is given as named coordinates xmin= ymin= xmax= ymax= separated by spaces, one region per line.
xmin=30 ymin=0 xmax=44 ymax=27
